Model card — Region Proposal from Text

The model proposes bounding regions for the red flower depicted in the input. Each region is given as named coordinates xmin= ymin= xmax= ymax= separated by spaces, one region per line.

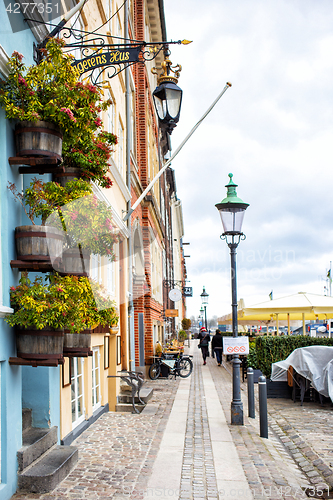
xmin=13 ymin=51 xmax=23 ymax=61
xmin=18 ymin=75 xmax=27 ymax=87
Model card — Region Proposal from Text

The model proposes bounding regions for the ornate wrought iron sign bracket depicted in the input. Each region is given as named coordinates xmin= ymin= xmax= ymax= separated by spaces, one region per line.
xmin=33 ymin=21 xmax=189 ymax=85
xmin=163 ymin=280 xmax=184 ymax=290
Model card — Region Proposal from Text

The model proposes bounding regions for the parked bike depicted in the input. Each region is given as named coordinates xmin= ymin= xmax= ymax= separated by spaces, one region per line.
xmin=148 ymin=352 xmax=193 ymax=380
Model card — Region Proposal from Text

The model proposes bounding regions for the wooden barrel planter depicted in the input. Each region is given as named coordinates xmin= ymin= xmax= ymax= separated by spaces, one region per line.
xmin=61 ymin=248 xmax=90 ymax=275
xmin=92 ymin=324 xmax=111 ymax=334
xmin=16 ymin=327 xmax=64 ymax=362
xmin=53 ymin=166 xmax=83 ymax=187
xmin=15 ymin=121 xmax=63 ymax=161
xmin=63 ymin=329 xmax=92 ymax=357
xmin=15 ymin=226 xmax=64 ymax=262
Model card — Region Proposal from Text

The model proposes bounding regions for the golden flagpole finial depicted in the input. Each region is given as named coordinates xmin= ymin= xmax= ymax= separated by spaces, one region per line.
xmin=181 ymin=39 xmax=193 ymax=45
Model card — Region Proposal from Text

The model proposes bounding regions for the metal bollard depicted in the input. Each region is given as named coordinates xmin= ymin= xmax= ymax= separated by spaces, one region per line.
xmin=258 ymin=375 xmax=268 ymax=438
xmin=247 ymin=367 xmax=255 ymax=418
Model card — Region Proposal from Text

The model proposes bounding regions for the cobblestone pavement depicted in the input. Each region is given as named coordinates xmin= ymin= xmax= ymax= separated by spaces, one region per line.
xmin=209 ymin=355 xmax=333 ymax=499
xmin=179 ymin=351 xmax=219 ymax=500
xmin=11 ymin=378 xmax=180 ymax=500
xmin=10 ymin=347 xmax=333 ymax=500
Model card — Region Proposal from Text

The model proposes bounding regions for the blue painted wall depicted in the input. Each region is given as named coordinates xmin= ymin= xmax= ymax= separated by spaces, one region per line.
xmin=0 ymin=5 xmax=61 ymax=499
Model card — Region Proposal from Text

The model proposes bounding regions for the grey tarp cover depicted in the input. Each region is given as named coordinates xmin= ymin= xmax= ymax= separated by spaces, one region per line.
xmin=270 ymin=346 xmax=333 ymax=401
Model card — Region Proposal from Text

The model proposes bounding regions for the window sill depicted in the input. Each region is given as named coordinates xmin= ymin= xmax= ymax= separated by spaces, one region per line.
xmin=0 ymin=306 xmax=14 ymax=318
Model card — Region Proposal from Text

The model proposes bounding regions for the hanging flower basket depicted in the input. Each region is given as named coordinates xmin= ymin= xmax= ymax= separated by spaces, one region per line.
xmin=15 ymin=121 xmax=63 ymax=160
xmin=61 ymin=248 xmax=90 ymax=275
xmin=15 ymin=326 xmax=64 ymax=361
xmin=53 ymin=166 xmax=83 ymax=187
xmin=63 ymin=329 xmax=92 ymax=357
xmin=15 ymin=225 xmax=64 ymax=262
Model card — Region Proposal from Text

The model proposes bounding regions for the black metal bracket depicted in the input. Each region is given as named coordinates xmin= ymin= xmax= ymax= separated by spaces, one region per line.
xmin=163 ymin=279 xmax=184 ymax=289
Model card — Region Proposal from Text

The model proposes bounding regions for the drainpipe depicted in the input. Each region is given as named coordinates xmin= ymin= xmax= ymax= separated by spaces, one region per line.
xmin=124 ymin=1 xmax=135 ymax=371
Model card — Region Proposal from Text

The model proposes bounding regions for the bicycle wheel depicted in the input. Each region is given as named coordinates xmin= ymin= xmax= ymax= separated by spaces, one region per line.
xmin=179 ymin=358 xmax=193 ymax=378
xmin=149 ymin=363 xmax=161 ymax=380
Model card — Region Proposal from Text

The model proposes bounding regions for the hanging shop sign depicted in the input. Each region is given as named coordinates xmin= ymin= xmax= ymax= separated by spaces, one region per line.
xmin=183 ymin=287 xmax=193 ymax=297
xmin=165 ymin=309 xmax=179 ymax=317
xmin=72 ymin=46 xmax=142 ymax=76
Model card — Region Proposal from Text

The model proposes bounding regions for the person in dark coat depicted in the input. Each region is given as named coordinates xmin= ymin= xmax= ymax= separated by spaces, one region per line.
xmin=198 ymin=327 xmax=210 ymax=365
xmin=212 ymin=329 xmax=223 ymax=366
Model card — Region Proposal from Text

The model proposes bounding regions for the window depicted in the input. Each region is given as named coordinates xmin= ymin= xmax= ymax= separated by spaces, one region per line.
xmin=105 ymin=0 xmax=113 ymax=34
xmin=91 ymin=254 xmax=102 ymax=284
xmin=106 ymin=258 xmax=115 ymax=295
xmin=107 ymin=91 xmax=115 ymax=158
xmin=116 ymin=13 xmax=122 ymax=40
xmin=104 ymin=336 xmax=110 ymax=369
xmin=69 ymin=15 xmax=85 ymax=62
xmin=130 ymin=86 xmax=136 ymax=155
xmin=92 ymin=347 xmax=101 ymax=411
xmin=147 ymin=128 xmax=151 ymax=181
xmin=118 ymin=119 xmax=124 ymax=176
xmin=107 ymin=92 xmax=115 ymax=134
xmin=71 ymin=358 xmax=85 ymax=428
xmin=117 ymin=336 xmax=121 ymax=365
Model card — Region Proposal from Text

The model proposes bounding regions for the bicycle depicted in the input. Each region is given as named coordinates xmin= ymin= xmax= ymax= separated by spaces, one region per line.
xmin=148 ymin=352 xmax=193 ymax=380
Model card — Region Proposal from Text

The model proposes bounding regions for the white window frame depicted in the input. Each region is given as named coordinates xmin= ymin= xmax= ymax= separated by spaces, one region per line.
xmin=71 ymin=358 xmax=85 ymax=429
xmin=106 ymin=258 xmax=115 ymax=295
xmin=105 ymin=0 xmax=113 ymax=34
xmin=118 ymin=118 xmax=124 ymax=177
xmin=107 ymin=91 xmax=115 ymax=134
xmin=116 ymin=12 xmax=122 ymax=39
xmin=129 ymin=75 xmax=136 ymax=156
xmin=92 ymin=347 xmax=101 ymax=411
xmin=91 ymin=254 xmax=102 ymax=284
xmin=69 ymin=15 xmax=84 ymax=62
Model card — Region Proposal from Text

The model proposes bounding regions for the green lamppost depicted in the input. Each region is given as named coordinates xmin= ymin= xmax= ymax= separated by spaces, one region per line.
xmin=200 ymin=288 xmax=209 ymax=330
xmin=215 ymin=173 xmax=249 ymax=425
xmin=199 ymin=306 xmax=205 ymax=329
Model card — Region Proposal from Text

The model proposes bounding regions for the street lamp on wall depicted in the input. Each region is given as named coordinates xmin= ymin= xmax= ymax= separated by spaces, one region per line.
xmin=152 ymin=51 xmax=183 ymax=135
xmin=215 ymin=173 xmax=249 ymax=425
xmin=200 ymin=287 xmax=209 ymax=330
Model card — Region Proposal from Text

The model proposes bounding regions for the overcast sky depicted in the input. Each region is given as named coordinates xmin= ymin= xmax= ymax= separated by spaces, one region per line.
xmin=163 ymin=0 xmax=333 ymax=321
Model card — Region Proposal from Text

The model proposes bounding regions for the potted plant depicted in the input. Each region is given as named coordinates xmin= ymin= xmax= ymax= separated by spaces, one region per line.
xmin=47 ymin=190 xmax=120 ymax=269
xmin=109 ymin=318 xmax=120 ymax=335
xmin=0 ymin=38 xmax=111 ymax=158
xmin=55 ymin=131 xmax=118 ymax=188
xmin=5 ymin=273 xmax=67 ymax=361
xmin=8 ymin=178 xmax=92 ymax=263
xmin=56 ymin=275 xmax=118 ymax=354
xmin=5 ymin=273 xmax=118 ymax=360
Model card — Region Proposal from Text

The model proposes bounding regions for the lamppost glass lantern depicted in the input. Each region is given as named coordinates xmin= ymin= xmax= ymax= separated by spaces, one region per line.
xmin=153 ymin=81 xmax=183 ymax=124
xmin=215 ymin=173 xmax=249 ymax=426
xmin=215 ymin=173 xmax=249 ymax=237
xmin=200 ymin=288 xmax=209 ymax=330
xmin=152 ymin=53 xmax=183 ymax=134
xmin=200 ymin=287 xmax=209 ymax=306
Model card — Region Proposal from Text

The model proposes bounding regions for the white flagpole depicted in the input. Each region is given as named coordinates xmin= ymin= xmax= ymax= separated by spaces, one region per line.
xmin=123 ymin=82 xmax=232 ymax=221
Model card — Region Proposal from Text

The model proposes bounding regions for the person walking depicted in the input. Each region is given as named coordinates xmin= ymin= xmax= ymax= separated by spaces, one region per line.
xmin=198 ymin=327 xmax=210 ymax=365
xmin=212 ymin=329 xmax=223 ymax=366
